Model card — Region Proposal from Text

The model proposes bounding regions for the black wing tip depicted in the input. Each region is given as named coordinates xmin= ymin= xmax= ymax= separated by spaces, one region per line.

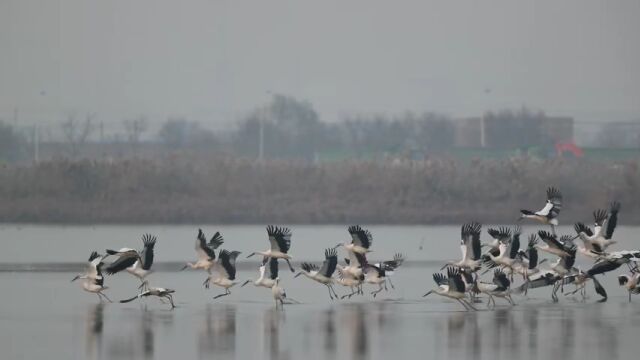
xmin=527 ymin=233 xmax=538 ymax=247
xmin=267 ymin=225 xmax=291 ymax=236
xmin=547 ymin=187 xmax=562 ymax=199
xmin=88 ymin=251 xmax=101 ymax=261
xmin=348 ymin=225 xmax=363 ymax=234
xmin=593 ymin=209 xmax=608 ymax=223
xmin=325 ymin=248 xmax=338 ymax=259
xmin=610 ymin=201 xmax=621 ymax=213
xmin=142 ymin=234 xmax=157 ymax=247
xmin=537 ymin=230 xmax=554 ymax=239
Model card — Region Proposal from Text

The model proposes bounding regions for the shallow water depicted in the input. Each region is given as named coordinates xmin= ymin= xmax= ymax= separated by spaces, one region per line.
xmin=2 ymin=225 xmax=640 ymax=360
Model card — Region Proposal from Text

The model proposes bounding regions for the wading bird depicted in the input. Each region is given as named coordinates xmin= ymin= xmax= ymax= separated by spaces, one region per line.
xmin=574 ymin=202 xmax=621 ymax=256
xmin=520 ymin=187 xmax=563 ymax=235
xmin=204 ymin=250 xmax=242 ymax=299
xmin=247 ymin=225 xmax=295 ymax=272
xmin=181 ymin=229 xmax=224 ymax=273
xmin=363 ymin=263 xmax=388 ymax=298
xmin=272 ymin=278 xmax=287 ymax=310
xmin=295 ymin=248 xmax=339 ymax=300
xmin=241 ymin=257 xmax=279 ymax=289
xmin=441 ymin=222 xmax=482 ymax=271
xmin=618 ymin=272 xmax=640 ymax=302
xmin=339 ymin=250 xmax=367 ymax=291
xmin=482 ymin=226 xmax=521 ymax=276
xmin=336 ymin=268 xmax=364 ymax=299
xmin=120 ymin=286 xmax=176 ymax=309
xmin=513 ymin=234 xmax=547 ymax=280
xmin=473 ymin=269 xmax=514 ymax=308
xmin=72 ymin=251 xmax=112 ymax=302
xmin=424 ymin=267 xmax=477 ymax=311
xmin=105 ymin=234 xmax=156 ymax=290
xmin=335 ymin=225 xmax=373 ymax=254
xmin=374 ymin=253 xmax=405 ymax=289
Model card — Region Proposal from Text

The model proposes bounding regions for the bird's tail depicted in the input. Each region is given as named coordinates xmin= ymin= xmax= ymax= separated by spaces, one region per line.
xmin=106 ymin=249 xmax=119 ymax=255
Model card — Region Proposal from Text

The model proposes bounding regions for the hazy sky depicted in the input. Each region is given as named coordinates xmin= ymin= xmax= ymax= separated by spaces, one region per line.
xmin=1 ymin=0 xmax=639 ymax=131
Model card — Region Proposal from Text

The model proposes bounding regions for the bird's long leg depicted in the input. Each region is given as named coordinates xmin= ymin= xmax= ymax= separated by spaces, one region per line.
xmin=213 ymin=289 xmax=230 ymax=299
xmin=285 ymin=259 xmax=295 ymax=273
xmin=507 ymin=294 xmax=515 ymax=305
xmin=100 ymin=292 xmax=113 ymax=303
xmin=330 ymin=285 xmax=339 ymax=298
xmin=383 ymin=280 xmax=388 ymax=291
xmin=462 ymin=298 xmax=478 ymax=311
xmin=341 ymin=287 xmax=357 ymax=300
xmin=456 ymin=299 xmax=469 ymax=311
xmin=325 ymin=285 xmax=334 ymax=300
xmin=387 ymin=277 xmax=395 ymax=289
xmin=371 ymin=284 xmax=384 ymax=298
xmin=97 ymin=293 xmax=103 ymax=303
xmin=164 ymin=295 xmax=175 ymax=309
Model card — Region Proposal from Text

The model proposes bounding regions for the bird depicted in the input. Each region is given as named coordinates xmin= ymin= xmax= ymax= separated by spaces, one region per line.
xmin=441 ymin=222 xmax=482 ymax=272
xmin=247 ymin=225 xmax=295 ymax=272
xmin=536 ymin=230 xmax=571 ymax=258
xmin=204 ymin=249 xmax=242 ymax=299
xmin=618 ymin=272 xmax=640 ymax=302
xmin=363 ymin=264 xmax=388 ymax=298
xmin=482 ymin=226 xmax=520 ymax=275
xmin=241 ymin=257 xmax=279 ymax=289
xmin=374 ymin=253 xmax=405 ymax=289
xmin=473 ymin=269 xmax=514 ymax=308
xmin=181 ymin=229 xmax=224 ymax=273
xmin=334 ymin=225 xmax=373 ymax=254
xmin=519 ymin=187 xmax=563 ymax=235
xmin=120 ymin=286 xmax=176 ymax=309
xmin=105 ymin=234 xmax=157 ymax=290
xmin=574 ymin=201 xmax=621 ymax=257
xmin=336 ymin=268 xmax=364 ymax=299
xmin=339 ymin=250 xmax=368 ymax=288
xmin=512 ymin=233 xmax=547 ymax=280
xmin=72 ymin=251 xmax=112 ymax=302
xmin=423 ymin=267 xmax=477 ymax=311
xmin=294 ymin=248 xmax=339 ymax=300
xmin=271 ymin=278 xmax=287 ymax=309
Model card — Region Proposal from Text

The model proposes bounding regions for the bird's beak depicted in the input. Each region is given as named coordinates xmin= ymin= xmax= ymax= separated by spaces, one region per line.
xmin=333 ymin=244 xmax=342 ymax=250
xmin=422 ymin=290 xmax=433 ymax=297
xmin=246 ymin=253 xmax=255 ymax=258
xmin=180 ymin=265 xmax=188 ymax=271
xmin=241 ymin=280 xmax=250 ymax=287
xmin=294 ymin=272 xmax=302 ymax=278
xmin=439 ymin=264 xmax=447 ymax=270
xmin=71 ymin=275 xmax=79 ymax=282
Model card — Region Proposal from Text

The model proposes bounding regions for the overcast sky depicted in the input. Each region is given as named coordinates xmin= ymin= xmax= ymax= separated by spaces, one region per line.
xmin=1 ymin=0 xmax=639 ymax=130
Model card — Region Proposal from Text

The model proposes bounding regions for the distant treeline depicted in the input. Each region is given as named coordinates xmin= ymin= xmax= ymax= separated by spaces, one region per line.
xmin=1 ymin=156 xmax=638 ymax=224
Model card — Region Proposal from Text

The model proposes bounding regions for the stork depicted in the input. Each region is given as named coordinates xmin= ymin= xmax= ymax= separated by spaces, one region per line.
xmin=536 ymin=230 xmax=571 ymax=258
xmin=339 ymin=250 xmax=368 ymax=293
xmin=181 ymin=229 xmax=224 ymax=273
xmin=294 ymin=248 xmax=339 ymax=300
xmin=336 ymin=268 xmax=364 ymax=299
xmin=120 ymin=286 xmax=176 ymax=309
xmin=204 ymin=249 xmax=242 ymax=299
xmin=271 ymin=278 xmax=287 ymax=310
xmin=363 ymin=264 xmax=388 ymax=298
xmin=441 ymin=222 xmax=482 ymax=272
xmin=423 ymin=267 xmax=477 ymax=311
xmin=241 ymin=257 xmax=279 ymax=289
xmin=519 ymin=186 xmax=562 ymax=235
xmin=560 ymin=269 xmax=607 ymax=302
xmin=512 ymin=234 xmax=548 ymax=281
xmin=618 ymin=272 xmax=640 ymax=302
xmin=72 ymin=251 xmax=112 ymax=302
xmin=105 ymin=234 xmax=156 ymax=290
xmin=247 ymin=225 xmax=295 ymax=272
xmin=334 ymin=225 xmax=373 ymax=254
xmin=482 ymin=226 xmax=520 ymax=276
xmin=574 ymin=201 xmax=621 ymax=257
xmin=374 ymin=253 xmax=405 ymax=289
xmin=473 ymin=269 xmax=514 ymax=308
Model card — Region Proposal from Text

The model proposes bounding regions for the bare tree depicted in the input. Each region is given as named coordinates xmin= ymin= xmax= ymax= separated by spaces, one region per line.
xmin=123 ymin=116 xmax=148 ymax=150
xmin=61 ymin=113 xmax=95 ymax=157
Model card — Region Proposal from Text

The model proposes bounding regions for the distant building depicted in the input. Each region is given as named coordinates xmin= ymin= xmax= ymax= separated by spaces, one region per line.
xmin=453 ymin=113 xmax=574 ymax=149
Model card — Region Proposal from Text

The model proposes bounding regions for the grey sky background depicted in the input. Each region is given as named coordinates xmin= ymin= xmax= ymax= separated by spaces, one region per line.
xmin=1 ymin=0 xmax=639 ymax=131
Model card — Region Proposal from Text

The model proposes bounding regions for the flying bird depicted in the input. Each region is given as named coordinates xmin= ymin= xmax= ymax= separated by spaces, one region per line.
xmin=520 ymin=187 xmax=563 ymax=234
xmin=247 ymin=225 xmax=295 ymax=272
xmin=72 ymin=251 xmax=112 ymax=302
xmin=424 ymin=267 xmax=477 ymax=311
xmin=204 ymin=249 xmax=242 ymax=299
xmin=295 ymin=248 xmax=339 ymax=300
xmin=105 ymin=234 xmax=157 ymax=290
xmin=120 ymin=286 xmax=176 ymax=309
xmin=335 ymin=225 xmax=373 ymax=254
xmin=181 ymin=229 xmax=224 ymax=273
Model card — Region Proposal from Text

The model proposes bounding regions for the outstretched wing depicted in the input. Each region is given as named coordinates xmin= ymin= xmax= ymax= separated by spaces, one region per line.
xmin=105 ymin=254 xmax=137 ymax=275
xmin=319 ymin=248 xmax=338 ymax=278
xmin=196 ymin=229 xmax=216 ymax=261
xmin=348 ymin=225 xmax=373 ymax=249
xmin=139 ymin=234 xmax=156 ymax=270
xmin=604 ymin=201 xmax=620 ymax=240
xmin=267 ymin=257 xmax=279 ymax=280
xmin=208 ymin=231 xmax=225 ymax=249
xmin=536 ymin=187 xmax=562 ymax=219
xmin=574 ymin=222 xmax=593 ymax=237
xmin=267 ymin=225 xmax=292 ymax=253
xmin=461 ymin=222 xmax=482 ymax=260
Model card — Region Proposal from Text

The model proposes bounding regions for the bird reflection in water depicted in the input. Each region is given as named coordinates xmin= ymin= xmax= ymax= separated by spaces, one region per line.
xmin=263 ymin=307 xmax=290 ymax=360
xmin=198 ymin=304 xmax=236 ymax=359
xmin=85 ymin=303 xmax=104 ymax=360
xmin=105 ymin=307 xmax=174 ymax=360
xmin=340 ymin=304 xmax=368 ymax=360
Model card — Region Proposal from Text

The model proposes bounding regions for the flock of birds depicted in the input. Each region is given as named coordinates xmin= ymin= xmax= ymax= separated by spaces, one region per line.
xmin=72 ymin=187 xmax=640 ymax=311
